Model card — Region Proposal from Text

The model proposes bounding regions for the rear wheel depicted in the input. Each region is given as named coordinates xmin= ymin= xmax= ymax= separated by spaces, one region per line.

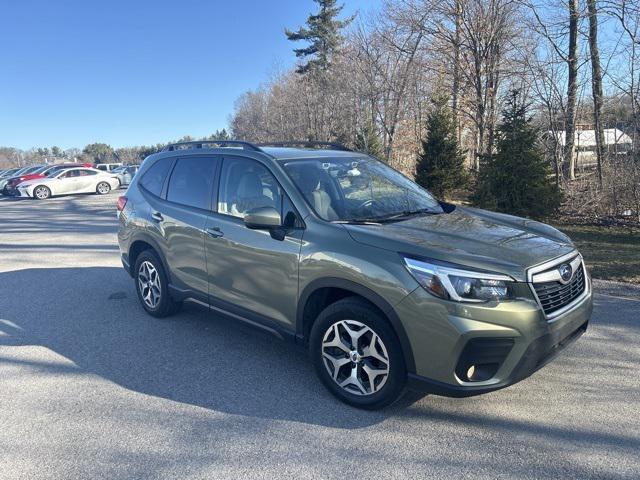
xmin=33 ymin=185 xmax=51 ymax=200
xmin=96 ymin=182 xmax=111 ymax=195
xmin=134 ymin=250 xmax=182 ymax=317
xmin=310 ymin=297 xmax=406 ymax=409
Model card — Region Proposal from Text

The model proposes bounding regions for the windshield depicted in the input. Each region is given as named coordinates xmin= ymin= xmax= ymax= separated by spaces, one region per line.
xmin=1 ymin=169 xmax=19 ymax=178
xmin=282 ymin=156 xmax=443 ymax=222
xmin=31 ymin=165 xmax=49 ymax=174
xmin=22 ymin=166 xmax=41 ymax=174
xmin=44 ymin=166 xmax=68 ymax=176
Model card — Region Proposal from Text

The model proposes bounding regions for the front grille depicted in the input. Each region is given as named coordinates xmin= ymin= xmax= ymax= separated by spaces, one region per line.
xmin=533 ymin=264 xmax=586 ymax=315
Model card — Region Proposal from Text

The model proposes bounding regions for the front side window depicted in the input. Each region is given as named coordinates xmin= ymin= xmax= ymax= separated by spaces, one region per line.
xmin=79 ymin=169 xmax=98 ymax=176
xmin=217 ymin=158 xmax=281 ymax=219
xmin=166 ymin=157 xmax=217 ymax=210
xmin=140 ymin=158 xmax=173 ymax=197
xmin=282 ymin=156 xmax=443 ymax=222
xmin=59 ymin=170 xmax=79 ymax=178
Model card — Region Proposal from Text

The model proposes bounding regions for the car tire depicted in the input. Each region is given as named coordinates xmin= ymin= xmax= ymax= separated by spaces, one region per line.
xmin=96 ymin=182 xmax=111 ymax=195
xmin=309 ymin=297 xmax=406 ymax=409
xmin=33 ymin=185 xmax=51 ymax=200
xmin=133 ymin=250 xmax=182 ymax=318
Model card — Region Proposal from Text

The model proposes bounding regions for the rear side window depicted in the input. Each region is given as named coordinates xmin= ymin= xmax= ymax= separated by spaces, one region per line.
xmin=140 ymin=158 xmax=173 ymax=197
xmin=166 ymin=157 xmax=217 ymax=210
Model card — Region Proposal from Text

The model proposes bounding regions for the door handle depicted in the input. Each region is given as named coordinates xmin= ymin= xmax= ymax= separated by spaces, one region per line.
xmin=206 ymin=226 xmax=224 ymax=238
xmin=151 ymin=211 xmax=163 ymax=222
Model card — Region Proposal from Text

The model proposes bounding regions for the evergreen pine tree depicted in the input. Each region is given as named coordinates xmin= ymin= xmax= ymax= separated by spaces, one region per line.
xmin=474 ymin=91 xmax=561 ymax=218
xmin=355 ymin=122 xmax=384 ymax=159
xmin=208 ymin=129 xmax=230 ymax=141
xmin=285 ymin=0 xmax=354 ymax=74
xmin=415 ymin=96 xmax=468 ymax=199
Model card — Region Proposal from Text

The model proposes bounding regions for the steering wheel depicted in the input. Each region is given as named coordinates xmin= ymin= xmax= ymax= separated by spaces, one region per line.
xmin=355 ymin=199 xmax=383 ymax=215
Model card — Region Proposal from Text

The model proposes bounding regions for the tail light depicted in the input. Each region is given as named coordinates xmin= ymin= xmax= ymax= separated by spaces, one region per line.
xmin=117 ymin=196 xmax=128 ymax=212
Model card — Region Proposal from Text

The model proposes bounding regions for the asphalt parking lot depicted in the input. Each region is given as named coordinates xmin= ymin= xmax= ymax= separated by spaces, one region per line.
xmin=0 ymin=193 xmax=639 ymax=480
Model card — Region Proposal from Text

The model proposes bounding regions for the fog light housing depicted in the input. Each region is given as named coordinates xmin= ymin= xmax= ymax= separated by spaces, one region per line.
xmin=455 ymin=338 xmax=515 ymax=382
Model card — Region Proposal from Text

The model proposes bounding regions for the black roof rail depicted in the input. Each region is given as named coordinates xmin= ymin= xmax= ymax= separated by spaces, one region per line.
xmin=257 ymin=141 xmax=352 ymax=152
xmin=161 ymin=140 xmax=264 ymax=153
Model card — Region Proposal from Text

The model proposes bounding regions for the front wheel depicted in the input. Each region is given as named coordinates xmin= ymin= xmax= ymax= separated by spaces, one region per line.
xmin=133 ymin=250 xmax=182 ymax=317
xmin=33 ymin=185 xmax=51 ymax=200
xmin=96 ymin=182 xmax=111 ymax=195
xmin=309 ymin=297 xmax=406 ymax=409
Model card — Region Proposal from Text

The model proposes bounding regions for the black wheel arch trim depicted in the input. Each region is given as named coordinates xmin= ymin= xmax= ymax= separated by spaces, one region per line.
xmin=126 ymin=232 xmax=172 ymax=283
xmin=297 ymin=277 xmax=417 ymax=374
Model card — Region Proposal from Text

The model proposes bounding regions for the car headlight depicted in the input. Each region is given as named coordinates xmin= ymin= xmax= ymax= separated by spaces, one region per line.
xmin=403 ymin=257 xmax=515 ymax=303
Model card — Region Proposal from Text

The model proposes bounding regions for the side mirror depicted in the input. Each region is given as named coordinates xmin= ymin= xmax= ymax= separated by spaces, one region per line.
xmin=244 ymin=206 xmax=282 ymax=230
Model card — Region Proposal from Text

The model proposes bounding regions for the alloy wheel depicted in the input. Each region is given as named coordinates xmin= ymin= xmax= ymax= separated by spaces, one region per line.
xmin=34 ymin=186 xmax=49 ymax=199
xmin=137 ymin=261 xmax=161 ymax=309
xmin=97 ymin=182 xmax=110 ymax=194
xmin=321 ymin=319 xmax=390 ymax=396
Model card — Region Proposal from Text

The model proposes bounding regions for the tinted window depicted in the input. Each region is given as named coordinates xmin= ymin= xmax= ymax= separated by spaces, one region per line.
xmin=166 ymin=157 xmax=217 ymax=209
xmin=140 ymin=158 xmax=173 ymax=197
xmin=79 ymin=169 xmax=98 ymax=176
xmin=218 ymin=158 xmax=281 ymax=218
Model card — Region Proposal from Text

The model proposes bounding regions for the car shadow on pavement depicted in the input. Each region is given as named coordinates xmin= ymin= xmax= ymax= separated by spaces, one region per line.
xmin=1 ymin=266 xmax=639 ymax=447
xmin=0 ymin=266 xmax=420 ymax=428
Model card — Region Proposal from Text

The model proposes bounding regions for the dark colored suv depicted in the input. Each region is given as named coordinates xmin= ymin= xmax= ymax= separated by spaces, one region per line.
xmin=117 ymin=141 xmax=592 ymax=409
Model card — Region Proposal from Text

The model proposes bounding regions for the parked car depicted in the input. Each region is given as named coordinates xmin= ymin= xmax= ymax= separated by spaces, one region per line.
xmin=2 ymin=163 xmax=94 ymax=196
xmin=117 ymin=140 xmax=592 ymax=409
xmin=0 ymin=165 xmax=45 ymax=193
xmin=17 ymin=167 xmax=120 ymax=199
xmin=95 ymin=162 xmax=123 ymax=172
xmin=113 ymin=165 xmax=139 ymax=186
xmin=0 ymin=167 xmax=21 ymax=179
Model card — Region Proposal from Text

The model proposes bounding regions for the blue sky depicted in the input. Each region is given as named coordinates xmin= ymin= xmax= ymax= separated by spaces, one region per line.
xmin=0 ymin=0 xmax=381 ymax=150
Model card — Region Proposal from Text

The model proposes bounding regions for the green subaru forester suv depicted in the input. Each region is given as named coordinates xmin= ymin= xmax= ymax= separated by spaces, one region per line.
xmin=117 ymin=141 xmax=592 ymax=409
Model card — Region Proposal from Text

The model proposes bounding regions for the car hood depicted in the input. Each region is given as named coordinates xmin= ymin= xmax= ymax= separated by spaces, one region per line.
xmin=19 ymin=177 xmax=55 ymax=187
xmin=9 ymin=173 xmax=44 ymax=184
xmin=343 ymin=206 xmax=575 ymax=281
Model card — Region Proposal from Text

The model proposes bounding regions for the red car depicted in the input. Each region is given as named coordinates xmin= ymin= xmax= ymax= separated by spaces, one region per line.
xmin=2 ymin=163 xmax=92 ymax=196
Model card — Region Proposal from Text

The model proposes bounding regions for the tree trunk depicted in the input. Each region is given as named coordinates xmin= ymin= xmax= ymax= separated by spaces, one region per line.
xmin=452 ymin=0 xmax=462 ymax=142
xmin=564 ymin=0 xmax=579 ymax=181
xmin=474 ymin=53 xmax=485 ymax=170
xmin=587 ymin=0 xmax=605 ymax=187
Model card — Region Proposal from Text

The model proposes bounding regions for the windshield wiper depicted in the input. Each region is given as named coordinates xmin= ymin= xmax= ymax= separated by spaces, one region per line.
xmin=333 ymin=219 xmax=382 ymax=225
xmin=333 ymin=208 xmax=441 ymax=225
xmin=370 ymin=208 xmax=441 ymax=223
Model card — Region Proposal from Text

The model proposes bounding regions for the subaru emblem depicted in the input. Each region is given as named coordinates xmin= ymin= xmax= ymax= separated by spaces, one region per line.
xmin=558 ymin=264 xmax=573 ymax=283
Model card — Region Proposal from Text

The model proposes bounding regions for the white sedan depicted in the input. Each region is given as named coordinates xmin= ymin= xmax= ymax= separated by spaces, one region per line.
xmin=17 ymin=167 xmax=120 ymax=200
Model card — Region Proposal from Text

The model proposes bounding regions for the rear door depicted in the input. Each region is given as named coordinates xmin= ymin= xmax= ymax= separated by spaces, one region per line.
xmin=204 ymin=155 xmax=303 ymax=329
xmin=143 ymin=155 xmax=220 ymax=298
xmin=75 ymin=169 xmax=99 ymax=191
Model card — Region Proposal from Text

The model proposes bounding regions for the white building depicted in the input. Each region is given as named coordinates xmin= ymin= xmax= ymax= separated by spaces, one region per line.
xmin=547 ymin=128 xmax=634 ymax=168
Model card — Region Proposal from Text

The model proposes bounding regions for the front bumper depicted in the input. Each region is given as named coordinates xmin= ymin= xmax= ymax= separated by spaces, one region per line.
xmin=407 ymin=315 xmax=588 ymax=397
xmin=396 ymin=274 xmax=593 ymax=397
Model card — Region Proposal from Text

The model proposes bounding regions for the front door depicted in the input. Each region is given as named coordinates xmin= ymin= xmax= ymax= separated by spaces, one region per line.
xmin=204 ymin=155 xmax=303 ymax=329
xmin=56 ymin=170 xmax=81 ymax=194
